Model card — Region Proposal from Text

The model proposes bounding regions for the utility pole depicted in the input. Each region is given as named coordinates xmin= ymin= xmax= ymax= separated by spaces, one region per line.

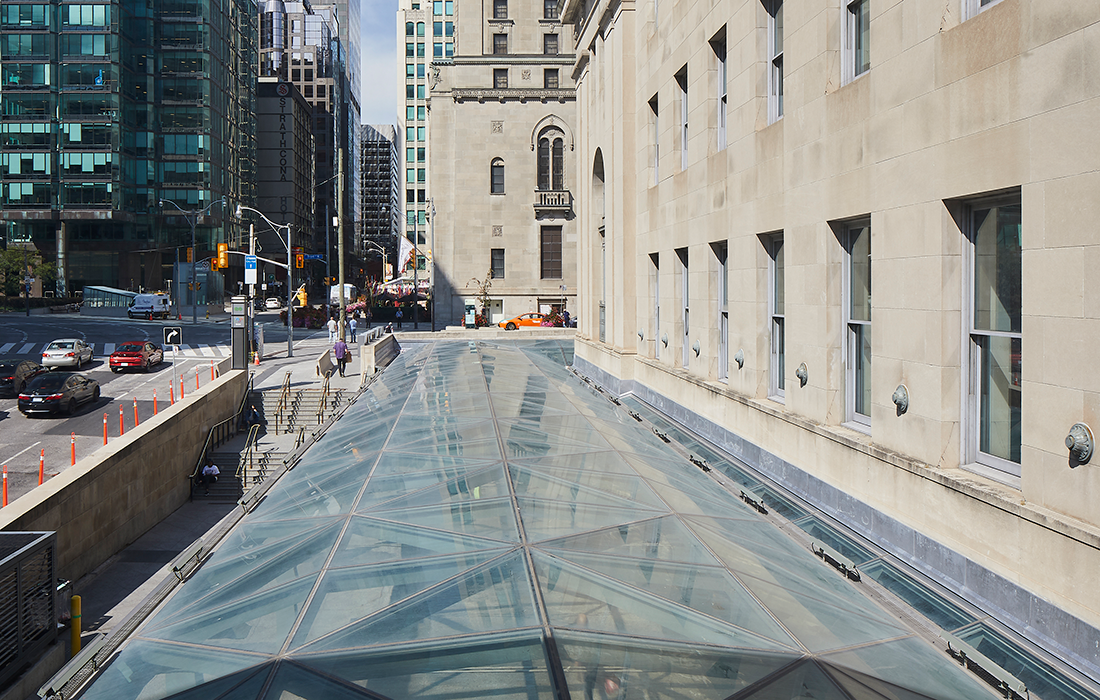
xmin=24 ymin=244 xmax=30 ymax=317
xmin=338 ymin=149 xmax=346 ymax=341
xmin=430 ymin=198 xmax=436 ymax=332
xmin=413 ymin=204 xmax=419 ymax=329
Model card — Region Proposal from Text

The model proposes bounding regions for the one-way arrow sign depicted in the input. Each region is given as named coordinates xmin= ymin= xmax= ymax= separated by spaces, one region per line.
xmin=163 ymin=326 xmax=183 ymax=346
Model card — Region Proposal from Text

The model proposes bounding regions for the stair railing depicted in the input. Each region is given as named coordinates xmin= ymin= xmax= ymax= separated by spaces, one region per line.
xmin=316 ymin=373 xmax=331 ymax=424
xmin=190 ymin=371 xmax=255 ymax=497
xmin=274 ymin=371 xmax=291 ymax=435
xmin=234 ymin=424 xmax=262 ymax=486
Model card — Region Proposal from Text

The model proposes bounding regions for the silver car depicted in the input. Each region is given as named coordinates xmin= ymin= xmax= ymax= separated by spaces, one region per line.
xmin=42 ymin=339 xmax=93 ymax=369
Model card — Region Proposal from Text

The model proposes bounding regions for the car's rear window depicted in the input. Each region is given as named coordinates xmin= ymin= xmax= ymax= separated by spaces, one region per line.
xmin=29 ymin=374 xmax=69 ymax=391
xmin=117 ymin=344 xmax=143 ymax=352
xmin=49 ymin=342 xmax=74 ymax=350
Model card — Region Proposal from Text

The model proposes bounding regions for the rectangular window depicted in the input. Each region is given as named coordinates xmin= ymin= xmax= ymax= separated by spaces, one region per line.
xmin=676 ymin=67 xmax=688 ymax=171
xmin=406 ymin=63 xmax=415 ymax=77
xmin=541 ymin=226 xmax=563 ymax=279
xmin=650 ymin=253 xmax=660 ymax=360
xmin=711 ymin=31 xmax=727 ymax=150
xmin=406 ymin=146 xmax=415 ymax=163
xmin=445 ymin=0 xmax=454 ymax=15
xmin=844 ymin=219 xmax=871 ymax=425
xmin=491 ymin=160 xmax=505 ymax=193
xmin=417 ymin=126 xmax=426 ymax=141
xmin=406 ymin=84 xmax=415 ymax=98
xmin=544 ymin=34 xmax=559 ymax=55
xmin=407 ymin=106 xmax=416 ymax=121
xmin=843 ymin=0 xmax=869 ymax=84
xmin=677 ymin=247 xmax=689 ymax=368
xmin=767 ymin=0 xmax=783 ymax=122
xmin=494 ymin=68 xmax=508 ymax=88
xmin=767 ymin=234 xmax=785 ymax=399
xmin=446 ymin=42 xmax=454 ymax=57
xmin=417 ymin=42 xmax=425 ymax=57
xmin=494 ymin=0 xmax=508 ymax=18
xmin=417 ymin=147 xmax=426 ymax=162
xmin=406 ymin=42 xmax=415 ymax=57
xmin=491 ymin=248 xmax=505 ymax=278
xmin=544 ymin=0 xmax=559 ymax=19
xmin=446 ymin=21 xmax=454 ymax=36
xmin=964 ymin=0 xmax=1003 ymax=20
xmin=968 ymin=196 xmax=1022 ymax=473
xmin=434 ymin=42 xmax=443 ymax=57
xmin=713 ymin=242 xmax=728 ymax=380
xmin=407 ymin=189 xmax=416 ymax=203
xmin=406 ymin=127 xmax=415 ymax=142
xmin=417 ymin=106 xmax=426 ymax=120
xmin=417 ymin=84 xmax=426 ymax=98
xmin=406 ymin=168 xmax=415 ymax=183
xmin=494 ymin=34 xmax=508 ymax=55
xmin=544 ymin=69 xmax=559 ymax=89
xmin=417 ymin=168 xmax=426 ymax=182
xmin=649 ymin=95 xmax=659 ymax=185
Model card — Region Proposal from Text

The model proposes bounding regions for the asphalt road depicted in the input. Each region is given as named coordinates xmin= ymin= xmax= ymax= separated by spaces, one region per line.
xmin=0 ymin=311 xmax=286 ymax=505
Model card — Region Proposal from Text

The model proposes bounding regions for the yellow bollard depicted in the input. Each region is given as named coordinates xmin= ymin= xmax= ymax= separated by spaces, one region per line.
xmin=71 ymin=595 xmax=82 ymax=656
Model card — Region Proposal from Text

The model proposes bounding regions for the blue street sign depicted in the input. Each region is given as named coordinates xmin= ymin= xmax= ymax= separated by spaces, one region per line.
xmin=245 ymin=255 xmax=257 ymax=269
xmin=304 ymin=254 xmax=324 ymax=261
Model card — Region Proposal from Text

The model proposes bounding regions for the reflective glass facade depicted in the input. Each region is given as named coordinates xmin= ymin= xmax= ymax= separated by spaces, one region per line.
xmin=74 ymin=340 xmax=1056 ymax=700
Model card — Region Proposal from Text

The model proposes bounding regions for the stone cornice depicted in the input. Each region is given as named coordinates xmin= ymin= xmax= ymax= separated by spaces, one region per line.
xmin=451 ymin=56 xmax=576 ymax=66
xmin=452 ymin=88 xmax=575 ymax=103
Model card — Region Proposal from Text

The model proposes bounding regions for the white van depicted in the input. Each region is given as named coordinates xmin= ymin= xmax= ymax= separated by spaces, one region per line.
xmin=128 ymin=293 xmax=171 ymax=319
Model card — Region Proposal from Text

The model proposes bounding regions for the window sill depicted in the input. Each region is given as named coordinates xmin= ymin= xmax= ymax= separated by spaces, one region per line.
xmin=842 ymin=419 xmax=871 ymax=436
xmin=961 ymin=460 xmax=1021 ymax=490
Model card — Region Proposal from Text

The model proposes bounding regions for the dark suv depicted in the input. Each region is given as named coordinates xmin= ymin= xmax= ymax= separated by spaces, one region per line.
xmin=0 ymin=358 xmax=46 ymax=398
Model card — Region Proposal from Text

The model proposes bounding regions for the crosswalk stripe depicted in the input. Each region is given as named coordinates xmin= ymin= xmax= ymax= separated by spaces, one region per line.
xmin=0 ymin=343 xmax=14 ymax=353
xmin=198 ymin=345 xmax=215 ymax=357
xmin=19 ymin=343 xmax=35 ymax=354
xmin=103 ymin=343 xmax=115 ymax=356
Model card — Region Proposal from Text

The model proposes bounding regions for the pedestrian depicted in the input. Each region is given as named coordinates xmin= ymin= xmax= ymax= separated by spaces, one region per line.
xmin=395 ymin=307 xmax=403 ymax=329
xmin=197 ymin=457 xmax=220 ymax=495
xmin=333 ymin=337 xmax=349 ymax=377
xmin=349 ymin=316 xmax=358 ymax=343
xmin=244 ymin=403 xmax=261 ymax=428
xmin=365 ymin=309 xmax=373 ymax=328
xmin=563 ymin=309 xmax=571 ymax=328
xmin=327 ymin=316 xmax=337 ymax=342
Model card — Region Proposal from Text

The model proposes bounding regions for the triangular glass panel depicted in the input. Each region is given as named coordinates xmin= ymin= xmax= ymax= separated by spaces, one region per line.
xmin=508 ymin=465 xmax=669 ymax=511
xmin=599 ymin=430 xmax=679 ymax=460
xmin=149 ymin=521 xmax=342 ymax=629
xmin=624 ymin=452 xmax=738 ymax=501
xmin=146 ymin=575 xmax=319 ymax=654
xmin=401 ymin=394 xmax=492 ymax=417
xmin=510 ymin=451 xmax=639 ymax=475
xmin=517 ymin=498 xmax=665 ymax=541
xmin=158 ymin=665 xmax=272 ymax=700
xmin=289 ymin=550 xmax=511 ymax=648
xmin=76 ymin=640 xmax=267 ymax=700
xmin=247 ymin=480 xmax=365 ymax=522
xmin=555 ymin=631 xmax=802 ymax=700
xmin=295 ymin=630 xmax=555 ymax=700
xmin=366 ymin=498 xmax=520 ymax=540
xmin=357 ymin=464 xmax=502 ymax=510
xmin=387 ymin=436 xmax=503 ymax=460
xmin=647 ymin=481 xmax=761 ymax=519
xmin=389 ymin=416 xmax=496 ymax=446
xmin=499 ymin=415 xmax=614 ymax=447
xmin=369 ymin=452 xmax=498 ymax=476
xmin=332 ymin=516 xmax=512 ymax=567
xmin=362 ymin=465 xmax=510 ymax=512
xmin=298 ymin=551 xmax=540 ymax=652
xmin=546 ymin=550 xmax=797 ymax=648
xmin=534 ymin=553 xmax=797 ymax=651
xmin=821 ymin=636 xmax=998 ymax=700
xmin=273 ymin=451 xmax=379 ymax=493
xmin=734 ymin=658 xmax=852 ymax=700
xmin=491 ymin=393 xmax=578 ymax=419
xmin=258 ymin=661 xmax=379 ymax=699
xmin=823 ymin=665 xmax=939 ymax=700
xmin=538 ymin=515 xmax=722 ymax=565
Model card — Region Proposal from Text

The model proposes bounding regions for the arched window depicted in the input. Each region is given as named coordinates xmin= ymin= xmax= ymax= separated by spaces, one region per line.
xmin=416 ymin=21 xmax=425 ymax=36
xmin=490 ymin=158 xmax=505 ymax=194
xmin=406 ymin=21 xmax=414 ymax=35
xmin=537 ymin=128 xmax=565 ymax=191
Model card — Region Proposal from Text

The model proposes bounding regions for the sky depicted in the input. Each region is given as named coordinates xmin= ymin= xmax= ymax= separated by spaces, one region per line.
xmin=359 ymin=0 xmax=399 ymax=128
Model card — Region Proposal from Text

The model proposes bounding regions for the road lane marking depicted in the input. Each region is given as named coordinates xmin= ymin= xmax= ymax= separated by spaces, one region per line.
xmin=2 ymin=440 xmax=42 ymax=466
xmin=198 ymin=345 xmax=215 ymax=357
xmin=0 ymin=343 xmax=14 ymax=353
xmin=19 ymin=343 xmax=35 ymax=354
xmin=103 ymin=343 xmax=116 ymax=356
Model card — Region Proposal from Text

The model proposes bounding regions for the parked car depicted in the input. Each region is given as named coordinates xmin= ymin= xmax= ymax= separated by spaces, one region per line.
xmin=498 ymin=312 xmax=547 ymax=330
xmin=41 ymin=339 xmax=94 ymax=369
xmin=109 ymin=341 xmax=163 ymax=373
xmin=0 ymin=359 xmax=47 ymax=397
xmin=127 ymin=293 xmax=171 ymax=319
xmin=265 ymin=297 xmax=283 ymax=310
xmin=18 ymin=372 xmax=100 ymax=416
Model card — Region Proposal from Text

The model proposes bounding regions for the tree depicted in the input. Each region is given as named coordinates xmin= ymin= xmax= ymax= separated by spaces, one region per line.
xmin=467 ymin=269 xmax=494 ymax=327
xmin=0 ymin=247 xmax=53 ymax=297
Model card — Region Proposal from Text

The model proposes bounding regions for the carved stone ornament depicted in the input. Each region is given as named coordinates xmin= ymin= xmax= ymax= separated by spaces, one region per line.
xmin=492 ymin=225 xmax=503 ymax=237
xmin=521 ymin=69 xmax=531 ymax=81
xmin=491 ymin=121 xmax=503 ymax=133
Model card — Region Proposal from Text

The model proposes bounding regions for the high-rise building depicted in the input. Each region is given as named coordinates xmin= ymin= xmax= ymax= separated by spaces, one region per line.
xmin=561 ymin=0 xmax=1100 ymax=680
xmin=359 ymin=124 xmax=399 ymax=283
xmin=1 ymin=0 xmax=257 ymax=296
xmin=427 ymin=0 xmax=577 ymax=327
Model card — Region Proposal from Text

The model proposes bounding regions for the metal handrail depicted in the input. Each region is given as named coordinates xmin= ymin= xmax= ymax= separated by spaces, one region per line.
xmin=316 ymin=373 xmax=331 ymax=424
xmin=189 ymin=372 xmax=254 ymax=486
xmin=273 ymin=371 xmax=291 ymax=434
xmin=234 ymin=424 xmax=261 ymax=483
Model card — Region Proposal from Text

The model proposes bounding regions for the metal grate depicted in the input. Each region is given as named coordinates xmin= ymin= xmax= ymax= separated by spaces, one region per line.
xmin=0 ymin=532 xmax=57 ymax=688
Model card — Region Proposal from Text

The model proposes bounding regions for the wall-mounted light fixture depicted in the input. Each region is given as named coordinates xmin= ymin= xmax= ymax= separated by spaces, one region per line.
xmin=661 ymin=333 xmax=669 ymax=348
xmin=1066 ymin=423 xmax=1093 ymax=464
xmin=638 ymin=329 xmax=644 ymax=340
xmin=796 ymin=363 xmax=808 ymax=387
xmin=734 ymin=349 xmax=744 ymax=370
xmin=892 ymin=384 xmax=909 ymax=416
xmin=692 ymin=340 xmax=700 ymax=357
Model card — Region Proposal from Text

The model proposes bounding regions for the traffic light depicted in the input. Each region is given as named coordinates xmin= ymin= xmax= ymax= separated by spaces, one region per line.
xmin=295 ymin=253 xmax=304 ymax=269
xmin=186 ymin=247 xmax=193 ymax=263
xmin=218 ymin=243 xmax=228 ymax=268
xmin=210 ymin=256 xmax=219 ymax=270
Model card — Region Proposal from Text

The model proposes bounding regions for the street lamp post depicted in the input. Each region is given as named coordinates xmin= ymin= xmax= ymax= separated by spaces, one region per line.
xmin=363 ymin=241 xmax=389 ymax=282
xmin=236 ymin=204 xmax=295 ymax=358
xmin=159 ymin=197 xmax=226 ymax=325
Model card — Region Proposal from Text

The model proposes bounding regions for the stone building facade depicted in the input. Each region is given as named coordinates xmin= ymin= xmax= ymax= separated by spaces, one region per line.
xmin=561 ymin=0 xmax=1100 ymax=679
xmin=429 ymin=0 xmax=577 ymax=327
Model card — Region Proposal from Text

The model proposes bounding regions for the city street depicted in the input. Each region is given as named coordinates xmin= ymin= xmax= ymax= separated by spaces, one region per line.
xmin=0 ymin=311 xmax=290 ymax=505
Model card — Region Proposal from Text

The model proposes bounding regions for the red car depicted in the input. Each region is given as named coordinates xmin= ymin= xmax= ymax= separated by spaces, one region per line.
xmin=109 ymin=341 xmax=164 ymax=373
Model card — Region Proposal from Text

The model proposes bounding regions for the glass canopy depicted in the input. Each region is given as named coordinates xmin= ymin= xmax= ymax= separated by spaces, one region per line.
xmin=78 ymin=340 xmax=1003 ymax=700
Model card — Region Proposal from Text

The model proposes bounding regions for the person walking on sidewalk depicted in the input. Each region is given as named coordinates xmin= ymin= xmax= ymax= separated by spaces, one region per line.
xmin=395 ymin=307 xmax=403 ymax=329
xmin=333 ymin=337 xmax=349 ymax=377
xmin=349 ymin=316 xmax=358 ymax=343
xmin=327 ymin=317 xmax=338 ymax=342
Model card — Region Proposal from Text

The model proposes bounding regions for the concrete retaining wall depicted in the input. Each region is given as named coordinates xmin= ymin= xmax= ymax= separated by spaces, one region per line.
xmin=0 ymin=365 xmax=246 ymax=582
xmin=361 ymin=334 xmax=399 ymax=379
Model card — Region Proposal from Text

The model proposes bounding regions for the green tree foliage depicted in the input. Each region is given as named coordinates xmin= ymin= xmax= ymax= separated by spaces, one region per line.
xmin=0 ymin=247 xmax=54 ymax=296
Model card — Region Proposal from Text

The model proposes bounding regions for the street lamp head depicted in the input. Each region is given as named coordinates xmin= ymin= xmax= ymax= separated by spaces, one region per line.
xmin=235 ymin=204 xmax=243 ymax=219
xmin=158 ymin=199 xmax=164 ymax=207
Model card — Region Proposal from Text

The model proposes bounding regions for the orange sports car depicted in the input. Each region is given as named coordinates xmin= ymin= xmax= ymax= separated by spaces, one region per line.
xmin=498 ymin=312 xmax=547 ymax=330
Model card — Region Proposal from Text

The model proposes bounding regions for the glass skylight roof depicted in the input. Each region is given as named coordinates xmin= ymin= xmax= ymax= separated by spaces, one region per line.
xmin=78 ymin=340 xmax=1008 ymax=700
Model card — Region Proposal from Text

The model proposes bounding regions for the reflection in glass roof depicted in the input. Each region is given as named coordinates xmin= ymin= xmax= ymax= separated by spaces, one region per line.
xmin=78 ymin=340 xmax=1003 ymax=700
